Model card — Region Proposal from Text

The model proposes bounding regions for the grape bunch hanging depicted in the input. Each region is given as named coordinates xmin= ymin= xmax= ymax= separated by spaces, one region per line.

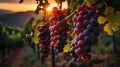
xmin=70 ymin=3 xmax=100 ymax=62
xmin=49 ymin=7 xmax=70 ymax=53
xmin=37 ymin=23 xmax=51 ymax=61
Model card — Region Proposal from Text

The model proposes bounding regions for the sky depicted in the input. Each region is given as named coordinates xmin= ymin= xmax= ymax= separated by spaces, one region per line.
xmin=0 ymin=0 xmax=67 ymax=12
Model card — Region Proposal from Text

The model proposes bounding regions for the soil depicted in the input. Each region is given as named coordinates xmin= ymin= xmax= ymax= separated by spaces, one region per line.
xmin=0 ymin=46 xmax=27 ymax=67
xmin=0 ymin=46 xmax=120 ymax=67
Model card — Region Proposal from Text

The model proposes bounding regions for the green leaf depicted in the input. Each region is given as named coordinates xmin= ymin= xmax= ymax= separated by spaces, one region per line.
xmin=84 ymin=0 xmax=103 ymax=7
xmin=111 ymin=23 xmax=119 ymax=31
xmin=104 ymin=7 xmax=114 ymax=16
xmin=84 ymin=0 xmax=95 ymax=7
xmin=63 ymin=43 xmax=70 ymax=53
xmin=98 ymin=16 xmax=108 ymax=24
xmin=32 ymin=28 xmax=39 ymax=45
xmin=98 ymin=7 xmax=120 ymax=35
xmin=104 ymin=23 xmax=113 ymax=35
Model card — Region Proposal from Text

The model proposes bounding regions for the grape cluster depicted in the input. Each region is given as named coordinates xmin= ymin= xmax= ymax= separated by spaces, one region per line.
xmin=49 ymin=7 xmax=69 ymax=52
xmin=70 ymin=3 xmax=99 ymax=62
xmin=37 ymin=23 xmax=51 ymax=61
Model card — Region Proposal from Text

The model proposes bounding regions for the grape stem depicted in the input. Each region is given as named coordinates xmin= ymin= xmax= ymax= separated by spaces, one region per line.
xmin=91 ymin=0 xmax=103 ymax=6
xmin=65 ymin=11 xmax=77 ymax=20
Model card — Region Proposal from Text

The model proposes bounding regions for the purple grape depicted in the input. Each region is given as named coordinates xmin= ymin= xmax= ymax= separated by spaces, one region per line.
xmin=83 ymin=29 xmax=90 ymax=36
xmin=87 ymin=24 xmax=94 ymax=31
xmin=76 ymin=22 xmax=84 ymax=29
xmin=83 ymin=19 xmax=90 ymax=26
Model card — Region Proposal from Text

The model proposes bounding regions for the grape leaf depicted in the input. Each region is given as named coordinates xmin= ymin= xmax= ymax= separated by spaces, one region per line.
xmin=32 ymin=28 xmax=39 ymax=45
xmin=97 ymin=16 xmax=108 ymax=24
xmin=104 ymin=23 xmax=113 ymax=35
xmin=98 ymin=7 xmax=120 ymax=35
xmin=84 ymin=0 xmax=103 ymax=8
xmin=104 ymin=7 xmax=114 ymax=16
xmin=63 ymin=42 xmax=70 ymax=53
xmin=84 ymin=0 xmax=95 ymax=7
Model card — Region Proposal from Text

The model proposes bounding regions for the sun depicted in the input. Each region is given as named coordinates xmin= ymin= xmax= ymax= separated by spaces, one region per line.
xmin=46 ymin=3 xmax=57 ymax=11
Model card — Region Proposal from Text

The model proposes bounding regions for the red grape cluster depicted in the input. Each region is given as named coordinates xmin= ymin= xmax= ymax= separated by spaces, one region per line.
xmin=37 ymin=23 xmax=51 ymax=61
xmin=49 ymin=7 xmax=69 ymax=52
xmin=70 ymin=3 xmax=99 ymax=62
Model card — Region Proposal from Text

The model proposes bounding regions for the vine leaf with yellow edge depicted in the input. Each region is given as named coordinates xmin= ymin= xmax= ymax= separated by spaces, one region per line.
xmin=63 ymin=40 xmax=71 ymax=53
xmin=98 ymin=7 xmax=120 ymax=35
xmin=84 ymin=0 xmax=103 ymax=8
xmin=31 ymin=27 xmax=39 ymax=45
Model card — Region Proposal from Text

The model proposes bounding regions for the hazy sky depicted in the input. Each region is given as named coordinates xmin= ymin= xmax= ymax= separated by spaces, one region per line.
xmin=0 ymin=0 xmax=67 ymax=12
xmin=0 ymin=0 xmax=36 ymax=4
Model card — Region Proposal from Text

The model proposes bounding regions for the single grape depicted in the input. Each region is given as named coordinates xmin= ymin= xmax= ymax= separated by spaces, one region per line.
xmin=83 ymin=19 xmax=90 ymax=26
xmin=74 ymin=27 xmax=81 ymax=35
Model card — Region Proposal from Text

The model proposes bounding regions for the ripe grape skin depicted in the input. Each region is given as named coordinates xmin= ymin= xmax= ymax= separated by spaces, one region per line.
xmin=78 ymin=33 xmax=84 ymax=40
xmin=77 ymin=40 xmax=84 ymax=48
xmin=74 ymin=27 xmax=81 ymax=35
xmin=90 ymin=18 xmax=97 ymax=25
xmin=83 ymin=29 xmax=90 ymax=36
xmin=77 ymin=15 xmax=84 ymax=22
xmin=76 ymin=22 xmax=84 ymax=29
xmin=83 ymin=19 xmax=90 ymax=26
xmin=87 ymin=24 xmax=94 ymax=31
xmin=72 ymin=15 xmax=78 ymax=22
xmin=87 ymin=10 xmax=94 ymax=16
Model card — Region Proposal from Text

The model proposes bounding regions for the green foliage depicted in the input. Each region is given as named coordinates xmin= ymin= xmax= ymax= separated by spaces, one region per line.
xmin=0 ymin=22 xmax=23 ymax=48
xmin=63 ymin=40 xmax=71 ymax=52
xmin=98 ymin=7 xmax=120 ymax=35
xmin=92 ymin=32 xmax=112 ymax=54
xmin=23 ymin=17 xmax=35 ymax=35
xmin=114 ymin=31 xmax=120 ymax=45
xmin=84 ymin=0 xmax=95 ymax=7
xmin=84 ymin=0 xmax=103 ymax=8
xmin=31 ymin=28 xmax=39 ymax=45
xmin=24 ymin=18 xmax=43 ymax=45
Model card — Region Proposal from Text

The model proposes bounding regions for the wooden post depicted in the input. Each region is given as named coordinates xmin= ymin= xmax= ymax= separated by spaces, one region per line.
xmin=51 ymin=46 xmax=55 ymax=67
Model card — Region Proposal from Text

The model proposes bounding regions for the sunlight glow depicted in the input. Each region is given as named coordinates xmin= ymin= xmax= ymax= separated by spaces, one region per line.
xmin=46 ymin=3 xmax=57 ymax=11
xmin=0 ymin=3 xmax=37 ymax=12
xmin=0 ymin=1 xmax=68 ymax=12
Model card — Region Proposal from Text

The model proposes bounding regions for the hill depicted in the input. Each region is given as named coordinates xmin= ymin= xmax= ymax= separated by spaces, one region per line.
xmin=0 ymin=10 xmax=44 ymax=27
xmin=0 ymin=9 xmax=14 ymax=16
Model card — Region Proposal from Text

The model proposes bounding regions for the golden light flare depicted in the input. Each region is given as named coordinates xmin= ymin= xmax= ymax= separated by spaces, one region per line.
xmin=46 ymin=3 xmax=57 ymax=11
xmin=0 ymin=1 xmax=68 ymax=12
xmin=0 ymin=3 xmax=37 ymax=12
xmin=46 ymin=2 xmax=68 ymax=11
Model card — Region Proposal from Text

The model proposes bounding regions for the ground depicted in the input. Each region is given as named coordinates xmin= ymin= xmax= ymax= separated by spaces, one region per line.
xmin=0 ymin=46 xmax=27 ymax=67
xmin=0 ymin=45 xmax=120 ymax=67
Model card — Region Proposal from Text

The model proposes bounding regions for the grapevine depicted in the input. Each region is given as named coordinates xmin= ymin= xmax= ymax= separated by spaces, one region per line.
xmin=70 ymin=3 xmax=100 ymax=62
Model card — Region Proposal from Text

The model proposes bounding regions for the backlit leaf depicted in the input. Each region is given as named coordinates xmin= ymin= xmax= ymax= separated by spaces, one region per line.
xmin=98 ymin=16 xmax=108 ymax=24
xmin=98 ymin=6 xmax=120 ymax=35
xmin=63 ymin=43 xmax=70 ymax=53
xmin=32 ymin=28 xmax=39 ymax=45
xmin=104 ymin=7 xmax=114 ymax=16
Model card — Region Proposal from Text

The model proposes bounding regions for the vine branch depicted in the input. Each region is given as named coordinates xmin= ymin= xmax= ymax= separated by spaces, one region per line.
xmin=91 ymin=0 xmax=103 ymax=6
xmin=65 ymin=11 xmax=77 ymax=20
